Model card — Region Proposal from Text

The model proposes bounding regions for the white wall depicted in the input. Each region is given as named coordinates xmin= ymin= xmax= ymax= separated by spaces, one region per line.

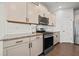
xmin=1 ymin=21 xmax=36 ymax=39
xmin=55 ymin=8 xmax=74 ymax=43
xmin=6 ymin=23 xmax=31 ymax=34
xmin=74 ymin=9 xmax=79 ymax=44
xmin=0 ymin=3 xmax=7 ymax=39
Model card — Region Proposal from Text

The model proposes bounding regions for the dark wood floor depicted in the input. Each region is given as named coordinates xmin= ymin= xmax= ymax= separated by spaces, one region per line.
xmin=47 ymin=43 xmax=79 ymax=56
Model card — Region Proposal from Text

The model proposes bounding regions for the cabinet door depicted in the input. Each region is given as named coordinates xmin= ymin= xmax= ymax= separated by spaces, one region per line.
xmin=48 ymin=12 xmax=56 ymax=25
xmin=31 ymin=36 xmax=43 ymax=56
xmin=53 ymin=32 xmax=60 ymax=45
xmin=6 ymin=43 xmax=29 ymax=56
xmin=5 ymin=2 xmax=27 ymax=22
xmin=28 ymin=2 xmax=40 ymax=24
xmin=39 ymin=4 xmax=48 ymax=17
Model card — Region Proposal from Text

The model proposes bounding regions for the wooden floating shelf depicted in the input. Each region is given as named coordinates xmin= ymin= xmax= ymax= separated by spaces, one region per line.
xmin=7 ymin=20 xmax=38 ymax=25
xmin=7 ymin=20 xmax=27 ymax=24
xmin=7 ymin=20 xmax=54 ymax=26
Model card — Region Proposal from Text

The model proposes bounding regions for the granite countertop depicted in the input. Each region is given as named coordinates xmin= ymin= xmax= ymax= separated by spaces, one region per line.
xmin=0 ymin=33 xmax=43 ymax=41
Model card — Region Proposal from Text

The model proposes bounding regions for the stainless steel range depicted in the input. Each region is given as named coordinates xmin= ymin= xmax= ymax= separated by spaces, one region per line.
xmin=43 ymin=32 xmax=53 ymax=54
xmin=36 ymin=29 xmax=53 ymax=54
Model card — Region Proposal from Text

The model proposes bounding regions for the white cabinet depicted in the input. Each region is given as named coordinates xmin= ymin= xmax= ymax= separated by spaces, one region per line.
xmin=5 ymin=2 xmax=42 ymax=24
xmin=39 ymin=4 xmax=48 ymax=17
xmin=48 ymin=13 xmax=56 ymax=26
xmin=2 ymin=34 xmax=43 ymax=56
xmin=27 ymin=2 xmax=40 ymax=24
xmin=30 ymin=35 xmax=43 ymax=56
xmin=5 ymin=2 xmax=27 ymax=22
xmin=53 ymin=32 xmax=60 ymax=45
xmin=4 ymin=37 xmax=30 ymax=56
xmin=5 ymin=2 xmax=54 ymax=25
xmin=39 ymin=4 xmax=56 ymax=26
xmin=5 ymin=43 xmax=29 ymax=56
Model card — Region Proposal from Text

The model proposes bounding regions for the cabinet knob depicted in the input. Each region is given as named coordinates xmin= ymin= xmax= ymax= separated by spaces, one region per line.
xmin=56 ymin=35 xmax=58 ymax=37
xmin=31 ymin=43 xmax=32 ymax=47
xmin=29 ymin=43 xmax=32 ymax=48
xmin=29 ymin=43 xmax=30 ymax=48
xmin=36 ymin=37 xmax=40 ymax=39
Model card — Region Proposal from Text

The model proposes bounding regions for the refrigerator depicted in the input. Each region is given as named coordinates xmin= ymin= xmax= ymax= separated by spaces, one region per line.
xmin=74 ymin=10 xmax=79 ymax=44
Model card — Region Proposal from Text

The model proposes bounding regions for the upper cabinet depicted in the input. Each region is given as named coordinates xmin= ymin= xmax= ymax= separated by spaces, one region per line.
xmin=5 ymin=2 xmax=27 ymax=22
xmin=39 ymin=4 xmax=48 ymax=17
xmin=5 ymin=2 xmax=55 ymax=26
xmin=27 ymin=2 xmax=40 ymax=24
xmin=38 ymin=4 xmax=56 ymax=26
xmin=48 ymin=12 xmax=56 ymax=26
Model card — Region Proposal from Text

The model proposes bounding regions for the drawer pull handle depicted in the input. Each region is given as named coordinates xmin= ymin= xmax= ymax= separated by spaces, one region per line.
xmin=16 ymin=40 xmax=23 ymax=43
xmin=31 ymin=43 xmax=32 ymax=47
xmin=29 ymin=43 xmax=30 ymax=48
xmin=36 ymin=37 xmax=40 ymax=39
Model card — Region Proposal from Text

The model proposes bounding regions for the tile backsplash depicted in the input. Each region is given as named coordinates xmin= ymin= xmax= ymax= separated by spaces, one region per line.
xmin=36 ymin=25 xmax=54 ymax=32
xmin=5 ymin=21 xmax=55 ymax=35
xmin=6 ymin=22 xmax=37 ymax=34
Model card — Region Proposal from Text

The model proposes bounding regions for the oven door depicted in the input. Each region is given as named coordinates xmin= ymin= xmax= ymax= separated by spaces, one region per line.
xmin=44 ymin=36 xmax=53 ymax=50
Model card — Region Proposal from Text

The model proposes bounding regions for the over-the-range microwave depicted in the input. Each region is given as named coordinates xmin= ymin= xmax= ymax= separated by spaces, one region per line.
xmin=38 ymin=15 xmax=49 ymax=25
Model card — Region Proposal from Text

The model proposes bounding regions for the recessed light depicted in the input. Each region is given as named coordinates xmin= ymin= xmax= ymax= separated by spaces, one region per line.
xmin=59 ymin=6 xmax=62 ymax=8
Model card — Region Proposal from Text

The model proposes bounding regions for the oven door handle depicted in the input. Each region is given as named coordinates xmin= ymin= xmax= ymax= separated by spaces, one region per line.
xmin=44 ymin=36 xmax=53 ymax=39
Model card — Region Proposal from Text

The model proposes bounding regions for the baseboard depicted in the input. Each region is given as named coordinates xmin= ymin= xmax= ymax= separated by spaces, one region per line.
xmin=60 ymin=42 xmax=74 ymax=44
xmin=54 ymin=42 xmax=60 ymax=46
xmin=74 ymin=43 xmax=79 ymax=45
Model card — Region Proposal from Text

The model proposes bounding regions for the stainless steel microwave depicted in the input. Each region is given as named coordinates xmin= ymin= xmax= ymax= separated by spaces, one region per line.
xmin=38 ymin=15 xmax=49 ymax=25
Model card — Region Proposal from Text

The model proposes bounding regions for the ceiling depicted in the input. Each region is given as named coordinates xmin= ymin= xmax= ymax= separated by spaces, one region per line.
xmin=40 ymin=2 xmax=79 ymax=13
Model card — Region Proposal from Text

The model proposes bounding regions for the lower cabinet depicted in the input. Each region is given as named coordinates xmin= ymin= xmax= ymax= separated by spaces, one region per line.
xmin=3 ymin=35 xmax=43 ymax=56
xmin=5 ymin=43 xmax=29 ymax=56
xmin=53 ymin=32 xmax=60 ymax=45
xmin=31 ymin=35 xmax=43 ymax=56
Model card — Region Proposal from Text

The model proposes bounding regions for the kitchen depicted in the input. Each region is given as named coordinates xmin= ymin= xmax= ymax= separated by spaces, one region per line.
xmin=0 ymin=2 xmax=79 ymax=56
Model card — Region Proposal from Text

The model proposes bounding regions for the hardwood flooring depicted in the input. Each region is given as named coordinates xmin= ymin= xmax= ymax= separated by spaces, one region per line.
xmin=47 ymin=43 xmax=79 ymax=56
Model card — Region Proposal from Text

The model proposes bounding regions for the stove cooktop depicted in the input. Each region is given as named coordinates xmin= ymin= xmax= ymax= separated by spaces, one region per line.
xmin=36 ymin=31 xmax=53 ymax=34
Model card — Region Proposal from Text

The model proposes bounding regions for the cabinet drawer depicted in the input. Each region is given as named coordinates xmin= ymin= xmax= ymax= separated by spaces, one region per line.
xmin=36 ymin=35 xmax=43 ymax=39
xmin=53 ymin=32 xmax=60 ymax=45
xmin=31 ymin=36 xmax=36 ymax=41
xmin=31 ymin=35 xmax=43 ymax=41
xmin=3 ymin=37 xmax=30 ymax=48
